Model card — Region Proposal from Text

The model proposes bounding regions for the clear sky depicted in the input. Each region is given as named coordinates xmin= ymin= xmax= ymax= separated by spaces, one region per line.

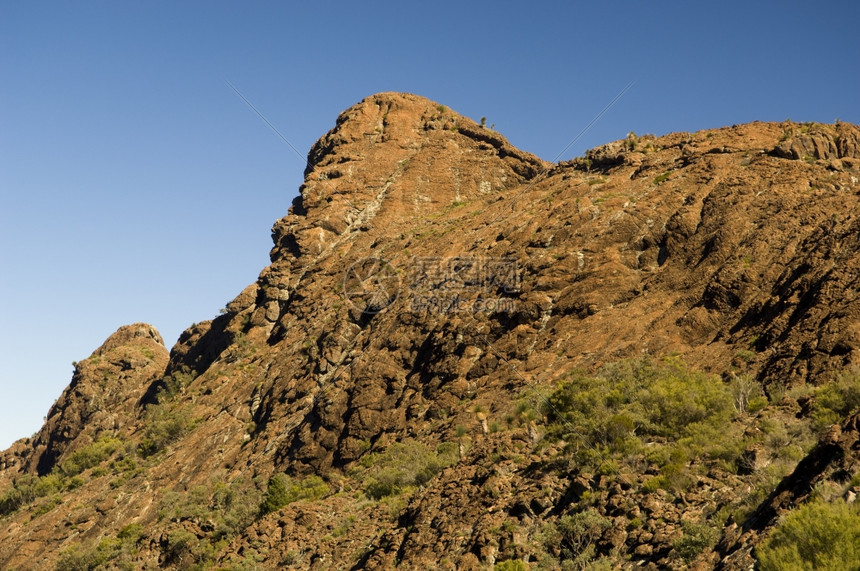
xmin=1 ymin=1 xmax=858 ymax=449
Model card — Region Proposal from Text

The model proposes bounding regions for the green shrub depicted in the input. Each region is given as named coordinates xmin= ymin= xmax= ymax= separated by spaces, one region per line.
xmin=1 ymin=463 xmax=103 ymax=517
xmin=673 ymin=521 xmax=718 ymax=563
xmin=634 ymin=361 xmax=735 ymax=436
xmin=92 ymin=528 xmax=143 ymax=567
xmin=117 ymin=523 xmax=144 ymax=542
xmin=756 ymin=499 xmax=860 ymax=570
xmin=261 ymin=474 xmax=329 ymax=514
xmin=56 ymin=537 xmax=122 ymax=571
xmin=33 ymin=473 xmax=65 ymax=496
xmin=31 ymin=495 xmax=62 ymax=518
xmin=538 ymin=509 xmax=613 ymax=568
xmin=159 ymin=485 xmax=211 ymax=522
xmin=210 ymin=479 xmax=263 ymax=536
xmin=261 ymin=474 xmax=292 ymax=514
xmin=158 ymin=475 xmax=263 ymax=554
xmin=164 ymin=529 xmax=206 ymax=566
xmin=66 ymin=476 xmax=84 ymax=490
xmin=1 ymin=477 xmax=38 ymax=515
xmin=157 ymin=368 xmax=195 ymax=401
xmin=556 ymin=509 xmax=612 ymax=555
xmin=138 ymin=404 xmax=194 ymax=457
xmin=747 ymin=396 xmax=769 ymax=413
xmin=544 ymin=358 xmax=737 ymax=474
xmin=653 ymin=170 xmax=673 ymax=184
xmin=158 ymin=525 xmax=220 ymax=567
xmin=361 ymin=439 xmax=458 ymax=500
xmin=810 ymin=372 xmax=860 ymax=432
xmin=1 ymin=435 xmax=125 ymax=516
xmin=494 ymin=560 xmax=528 ymax=571
xmin=59 ymin=437 xmax=122 ymax=477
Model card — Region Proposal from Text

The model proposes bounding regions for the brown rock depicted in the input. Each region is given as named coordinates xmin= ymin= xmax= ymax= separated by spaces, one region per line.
xmin=3 ymin=94 xmax=860 ymax=570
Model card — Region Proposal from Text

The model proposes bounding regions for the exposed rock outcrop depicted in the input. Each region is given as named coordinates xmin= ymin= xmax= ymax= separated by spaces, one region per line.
xmin=2 ymin=94 xmax=860 ymax=570
xmin=27 ymin=323 xmax=168 ymax=476
xmin=716 ymin=410 xmax=860 ymax=569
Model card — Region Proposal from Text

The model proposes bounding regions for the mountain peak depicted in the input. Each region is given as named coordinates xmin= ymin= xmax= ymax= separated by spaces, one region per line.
xmin=92 ymin=322 xmax=165 ymax=356
xmin=3 ymin=97 xmax=860 ymax=569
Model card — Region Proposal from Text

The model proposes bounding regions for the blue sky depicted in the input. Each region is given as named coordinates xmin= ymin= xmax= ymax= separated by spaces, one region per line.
xmin=1 ymin=1 xmax=858 ymax=449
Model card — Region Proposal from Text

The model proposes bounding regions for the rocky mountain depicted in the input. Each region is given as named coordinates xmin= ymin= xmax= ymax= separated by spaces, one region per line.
xmin=2 ymin=92 xmax=860 ymax=570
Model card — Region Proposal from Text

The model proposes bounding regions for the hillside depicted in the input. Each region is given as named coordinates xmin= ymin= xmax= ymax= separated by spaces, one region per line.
xmin=2 ymin=92 xmax=860 ymax=570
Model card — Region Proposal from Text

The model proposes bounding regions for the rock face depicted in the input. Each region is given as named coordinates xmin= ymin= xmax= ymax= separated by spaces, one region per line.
xmin=28 ymin=323 xmax=168 ymax=476
xmin=2 ymin=93 xmax=860 ymax=570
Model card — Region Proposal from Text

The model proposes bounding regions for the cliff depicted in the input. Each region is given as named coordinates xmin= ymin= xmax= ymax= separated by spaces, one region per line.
xmin=2 ymin=93 xmax=860 ymax=569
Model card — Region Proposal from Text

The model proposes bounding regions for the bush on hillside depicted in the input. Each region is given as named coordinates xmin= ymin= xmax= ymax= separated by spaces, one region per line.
xmin=545 ymin=358 xmax=738 ymax=475
xmin=756 ymin=499 xmax=860 ymax=570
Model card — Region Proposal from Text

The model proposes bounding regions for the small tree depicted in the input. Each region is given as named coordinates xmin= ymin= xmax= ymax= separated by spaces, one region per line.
xmin=261 ymin=473 xmax=291 ymax=514
xmin=730 ymin=373 xmax=762 ymax=414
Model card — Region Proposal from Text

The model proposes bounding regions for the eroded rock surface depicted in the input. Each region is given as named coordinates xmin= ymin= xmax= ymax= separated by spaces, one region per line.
xmin=2 ymin=94 xmax=860 ymax=570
